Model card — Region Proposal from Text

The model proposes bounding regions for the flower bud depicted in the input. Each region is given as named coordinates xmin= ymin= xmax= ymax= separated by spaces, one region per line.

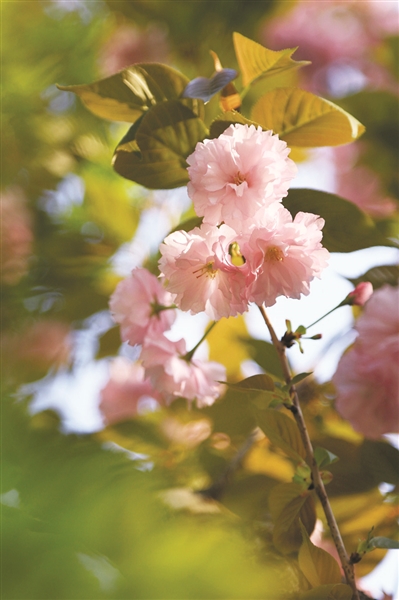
xmin=347 ymin=282 xmax=373 ymax=306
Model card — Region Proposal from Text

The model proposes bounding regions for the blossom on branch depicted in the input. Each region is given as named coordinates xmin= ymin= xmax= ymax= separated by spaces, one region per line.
xmin=186 ymin=124 xmax=297 ymax=226
xmin=141 ymin=335 xmax=226 ymax=408
xmin=333 ymin=285 xmax=399 ymax=439
xmin=246 ymin=209 xmax=330 ymax=306
xmin=109 ymin=267 xmax=176 ymax=346
xmin=159 ymin=223 xmax=253 ymax=320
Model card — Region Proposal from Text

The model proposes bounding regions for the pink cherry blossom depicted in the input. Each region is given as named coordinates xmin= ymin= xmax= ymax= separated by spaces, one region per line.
xmin=99 ymin=357 xmax=160 ymax=425
xmin=333 ymin=285 xmax=399 ymax=439
xmin=109 ymin=267 xmax=176 ymax=346
xmin=246 ymin=209 xmax=329 ymax=306
xmin=159 ymin=223 xmax=253 ymax=320
xmin=141 ymin=335 xmax=226 ymax=408
xmin=347 ymin=282 xmax=373 ymax=306
xmin=186 ymin=124 xmax=297 ymax=226
xmin=1 ymin=186 xmax=33 ymax=286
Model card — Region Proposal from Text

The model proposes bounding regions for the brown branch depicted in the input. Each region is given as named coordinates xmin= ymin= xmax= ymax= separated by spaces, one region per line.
xmin=258 ymin=305 xmax=359 ymax=600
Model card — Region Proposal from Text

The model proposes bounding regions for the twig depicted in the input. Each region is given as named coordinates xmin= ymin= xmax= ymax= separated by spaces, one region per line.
xmin=258 ymin=304 xmax=360 ymax=600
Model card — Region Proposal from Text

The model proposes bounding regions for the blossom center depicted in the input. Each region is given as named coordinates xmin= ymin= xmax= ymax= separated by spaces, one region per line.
xmin=193 ymin=261 xmax=218 ymax=279
xmin=265 ymin=246 xmax=284 ymax=262
xmin=233 ymin=171 xmax=246 ymax=186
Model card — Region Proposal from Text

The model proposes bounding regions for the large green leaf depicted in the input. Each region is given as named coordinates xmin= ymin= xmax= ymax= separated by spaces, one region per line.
xmin=112 ymin=100 xmax=209 ymax=189
xmin=238 ymin=338 xmax=286 ymax=380
xmin=255 ymin=408 xmax=306 ymax=462
xmin=233 ymin=33 xmax=310 ymax=88
xmin=209 ymin=110 xmax=260 ymax=139
xmin=251 ymin=88 xmax=365 ymax=146
xmin=284 ymin=189 xmax=395 ymax=252
xmin=300 ymin=584 xmax=353 ymax=600
xmin=298 ymin=521 xmax=342 ymax=587
xmin=58 ymin=63 xmax=202 ymax=123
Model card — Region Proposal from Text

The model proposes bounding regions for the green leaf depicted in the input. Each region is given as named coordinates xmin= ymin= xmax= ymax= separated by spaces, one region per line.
xmin=269 ymin=483 xmax=315 ymax=554
xmin=209 ymin=111 xmax=260 ymax=139
xmin=314 ymin=447 xmax=339 ymax=470
xmin=255 ymin=408 xmax=306 ymax=462
xmin=227 ymin=374 xmax=275 ymax=393
xmin=233 ymin=32 xmax=310 ymax=88
xmin=369 ymin=536 xmax=399 ymax=550
xmin=282 ymin=372 xmax=312 ymax=392
xmin=112 ymin=100 xmax=208 ymax=189
xmin=298 ymin=521 xmax=342 ymax=587
xmin=349 ymin=265 xmax=399 ymax=290
xmin=238 ymin=338 xmax=285 ymax=380
xmin=251 ymin=88 xmax=365 ymax=147
xmin=58 ymin=63 xmax=203 ymax=123
xmin=300 ymin=584 xmax=353 ymax=600
xmin=284 ymin=189 xmax=395 ymax=252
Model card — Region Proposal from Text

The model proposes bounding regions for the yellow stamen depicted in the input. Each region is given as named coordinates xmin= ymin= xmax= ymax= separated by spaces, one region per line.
xmin=193 ymin=262 xmax=218 ymax=279
xmin=234 ymin=171 xmax=246 ymax=185
xmin=265 ymin=246 xmax=284 ymax=262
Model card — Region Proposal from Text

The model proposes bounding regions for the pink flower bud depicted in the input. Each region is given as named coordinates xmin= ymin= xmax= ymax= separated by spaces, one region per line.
xmin=347 ymin=282 xmax=373 ymax=306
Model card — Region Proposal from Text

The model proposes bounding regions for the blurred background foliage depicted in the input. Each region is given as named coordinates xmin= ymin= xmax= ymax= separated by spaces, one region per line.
xmin=1 ymin=1 xmax=398 ymax=598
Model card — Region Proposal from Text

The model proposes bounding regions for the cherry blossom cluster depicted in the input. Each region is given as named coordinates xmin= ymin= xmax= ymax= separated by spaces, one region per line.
xmin=105 ymin=267 xmax=226 ymax=422
xmin=159 ymin=124 xmax=329 ymax=320
xmin=104 ymin=124 xmax=330 ymax=421
xmin=333 ymin=284 xmax=399 ymax=439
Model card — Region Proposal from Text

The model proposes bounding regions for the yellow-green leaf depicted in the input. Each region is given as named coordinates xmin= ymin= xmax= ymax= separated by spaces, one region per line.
xmin=58 ymin=63 xmax=203 ymax=123
xmin=269 ymin=483 xmax=315 ymax=554
xmin=233 ymin=32 xmax=310 ymax=88
xmin=298 ymin=521 xmax=342 ymax=587
xmin=251 ymin=88 xmax=365 ymax=146
xmin=112 ymin=100 xmax=208 ymax=189
xmin=300 ymin=583 xmax=353 ymax=600
xmin=255 ymin=408 xmax=306 ymax=461
xmin=209 ymin=110 xmax=260 ymax=139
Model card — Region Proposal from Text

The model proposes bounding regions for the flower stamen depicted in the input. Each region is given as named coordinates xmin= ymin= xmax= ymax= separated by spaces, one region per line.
xmin=265 ymin=246 xmax=284 ymax=262
xmin=193 ymin=262 xmax=218 ymax=279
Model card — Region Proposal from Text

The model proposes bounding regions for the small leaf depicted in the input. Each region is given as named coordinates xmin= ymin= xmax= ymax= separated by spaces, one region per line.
xmin=298 ymin=521 xmax=342 ymax=587
xmin=369 ymin=536 xmax=399 ymax=550
xmin=233 ymin=32 xmax=310 ymax=87
xmin=58 ymin=63 xmax=202 ymax=123
xmin=227 ymin=374 xmax=275 ymax=393
xmin=255 ymin=408 xmax=306 ymax=462
xmin=282 ymin=372 xmax=312 ymax=391
xmin=314 ymin=447 xmax=339 ymax=470
xmin=182 ymin=69 xmax=238 ymax=103
xmin=112 ymin=100 xmax=208 ymax=189
xmin=284 ymin=189 xmax=395 ymax=252
xmin=300 ymin=584 xmax=353 ymax=600
xmin=251 ymin=88 xmax=365 ymax=146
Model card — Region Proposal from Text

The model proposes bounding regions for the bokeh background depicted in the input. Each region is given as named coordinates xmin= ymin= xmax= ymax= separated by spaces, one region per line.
xmin=2 ymin=1 xmax=398 ymax=598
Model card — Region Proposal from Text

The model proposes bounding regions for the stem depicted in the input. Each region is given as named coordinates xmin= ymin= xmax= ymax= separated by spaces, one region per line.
xmin=258 ymin=305 xmax=359 ymax=600
xmin=184 ymin=321 xmax=217 ymax=362
xmin=305 ymin=305 xmax=340 ymax=330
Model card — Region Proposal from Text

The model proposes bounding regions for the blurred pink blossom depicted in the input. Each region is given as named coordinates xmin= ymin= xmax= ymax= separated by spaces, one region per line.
xmin=187 ymin=124 xmax=296 ymax=226
xmin=98 ymin=23 xmax=170 ymax=76
xmin=109 ymin=267 xmax=176 ymax=346
xmin=333 ymin=285 xmax=399 ymax=439
xmin=99 ymin=357 xmax=160 ymax=425
xmin=1 ymin=187 xmax=33 ymax=285
xmin=141 ymin=335 xmax=226 ymax=408
xmin=263 ymin=0 xmax=399 ymax=95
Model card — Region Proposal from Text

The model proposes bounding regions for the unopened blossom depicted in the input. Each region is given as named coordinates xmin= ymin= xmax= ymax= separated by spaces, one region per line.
xmin=141 ymin=335 xmax=226 ymax=408
xmin=186 ymin=124 xmax=297 ymax=226
xmin=159 ymin=223 xmax=253 ymax=320
xmin=246 ymin=209 xmax=329 ymax=306
xmin=333 ymin=285 xmax=399 ymax=439
xmin=346 ymin=282 xmax=373 ymax=306
xmin=99 ymin=357 xmax=160 ymax=425
xmin=109 ymin=267 xmax=176 ymax=346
